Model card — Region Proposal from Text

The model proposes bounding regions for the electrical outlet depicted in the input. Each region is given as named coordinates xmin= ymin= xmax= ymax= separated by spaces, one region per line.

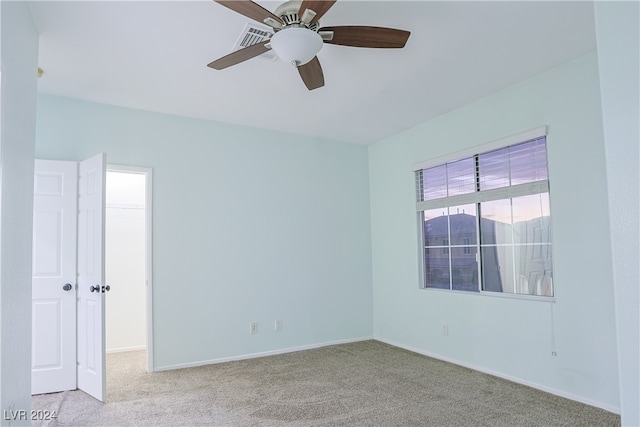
xmin=551 ymin=350 xmax=557 ymax=357
xmin=441 ymin=324 xmax=449 ymax=336
xmin=250 ymin=322 xmax=258 ymax=334
xmin=274 ymin=320 xmax=282 ymax=332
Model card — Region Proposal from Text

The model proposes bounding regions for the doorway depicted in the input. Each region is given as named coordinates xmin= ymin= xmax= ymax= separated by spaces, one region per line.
xmin=105 ymin=165 xmax=153 ymax=372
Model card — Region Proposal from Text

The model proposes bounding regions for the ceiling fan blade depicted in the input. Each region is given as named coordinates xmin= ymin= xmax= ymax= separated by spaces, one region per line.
xmin=215 ymin=0 xmax=283 ymax=26
xmin=320 ymin=26 xmax=410 ymax=48
xmin=207 ymin=42 xmax=271 ymax=70
xmin=298 ymin=56 xmax=324 ymax=91
xmin=298 ymin=0 xmax=337 ymax=24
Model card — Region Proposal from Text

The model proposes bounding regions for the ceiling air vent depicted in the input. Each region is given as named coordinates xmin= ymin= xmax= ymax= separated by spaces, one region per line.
xmin=233 ymin=23 xmax=277 ymax=61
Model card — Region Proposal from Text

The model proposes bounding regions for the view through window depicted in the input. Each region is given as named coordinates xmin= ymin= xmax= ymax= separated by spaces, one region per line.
xmin=415 ymin=136 xmax=553 ymax=297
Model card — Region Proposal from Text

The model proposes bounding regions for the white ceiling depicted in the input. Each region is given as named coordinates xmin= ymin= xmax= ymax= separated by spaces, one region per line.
xmin=29 ymin=1 xmax=597 ymax=145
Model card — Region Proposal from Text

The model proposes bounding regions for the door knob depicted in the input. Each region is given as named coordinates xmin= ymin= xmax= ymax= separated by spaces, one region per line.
xmin=63 ymin=283 xmax=73 ymax=291
xmin=102 ymin=285 xmax=111 ymax=292
xmin=90 ymin=285 xmax=100 ymax=293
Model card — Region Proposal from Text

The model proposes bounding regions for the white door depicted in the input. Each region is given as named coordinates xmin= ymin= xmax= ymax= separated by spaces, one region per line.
xmin=77 ymin=153 xmax=107 ymax=402
xmin=31 ymin=160 xmax=78 ymax=394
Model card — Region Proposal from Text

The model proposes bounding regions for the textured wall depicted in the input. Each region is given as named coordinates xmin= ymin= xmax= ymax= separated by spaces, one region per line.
xmin=0 ymin=2 xmax=39 ymax=424
xmin=594 ymin=2 xmax=640 ymax=424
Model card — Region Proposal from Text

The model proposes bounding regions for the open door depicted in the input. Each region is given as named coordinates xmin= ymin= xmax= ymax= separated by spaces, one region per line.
xmin=32 ymin=153 xmax=107 ymax=401
xmin=77 ymin=153 xmax=107 ymax=401
xmin=31 ymin=160 xmax=78 ymax=394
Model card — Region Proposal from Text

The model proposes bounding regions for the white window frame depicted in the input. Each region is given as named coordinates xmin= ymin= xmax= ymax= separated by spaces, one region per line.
xmin=413 ymin=127 xmax=555 ymax=301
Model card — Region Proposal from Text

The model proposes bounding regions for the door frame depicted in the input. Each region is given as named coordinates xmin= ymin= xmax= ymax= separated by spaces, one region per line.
xmin=106 ymin=164 xmax=154 ymax=373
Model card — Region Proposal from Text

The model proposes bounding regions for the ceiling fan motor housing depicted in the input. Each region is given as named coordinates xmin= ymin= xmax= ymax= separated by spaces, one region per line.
xmin=274 ymin=1 xmax=321 ymax=32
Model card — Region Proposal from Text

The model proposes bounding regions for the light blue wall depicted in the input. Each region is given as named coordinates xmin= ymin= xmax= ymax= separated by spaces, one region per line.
xmin=594 ymin=2 xmax=640 ymax=425
xmin=368 ymin=53 xmax=620 ymax=411
xmin=35 ymin=95 xmax=373 ymax=369
xmin=0 ymin=2 xmax=39 ymax=424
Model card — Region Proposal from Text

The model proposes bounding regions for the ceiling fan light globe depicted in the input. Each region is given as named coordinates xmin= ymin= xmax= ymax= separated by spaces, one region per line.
xmin=270 ymin=27 xmax=323 ymax=66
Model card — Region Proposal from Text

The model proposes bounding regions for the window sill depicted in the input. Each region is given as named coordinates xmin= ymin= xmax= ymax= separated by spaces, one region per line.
xmin=420 ymin=286 xmax=556 ymax=303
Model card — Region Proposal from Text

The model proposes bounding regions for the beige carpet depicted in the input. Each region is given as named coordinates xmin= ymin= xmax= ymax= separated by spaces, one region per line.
xmin=32 ymin=340 xmax=620 ymax=426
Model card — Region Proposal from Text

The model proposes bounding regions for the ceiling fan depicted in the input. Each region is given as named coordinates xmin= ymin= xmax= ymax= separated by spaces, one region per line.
xmin=207 ymin=0 xmax=411 ymax=90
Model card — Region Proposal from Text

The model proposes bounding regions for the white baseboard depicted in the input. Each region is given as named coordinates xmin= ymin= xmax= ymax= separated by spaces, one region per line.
xmin=154 ymin=336 xmax=373 ymax=372
xmin=374 ymin=337 xmax=620 ymax=415
xmin=107 ymin=345 xmax=146 ymax=354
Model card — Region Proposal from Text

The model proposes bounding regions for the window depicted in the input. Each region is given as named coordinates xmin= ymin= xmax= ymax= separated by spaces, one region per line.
xmin=415 ymin=132 xmax=553 ymax=297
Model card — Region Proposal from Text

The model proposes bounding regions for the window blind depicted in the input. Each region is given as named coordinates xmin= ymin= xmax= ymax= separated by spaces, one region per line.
xmin=416 ymin=137 xmax=548 ymax=209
